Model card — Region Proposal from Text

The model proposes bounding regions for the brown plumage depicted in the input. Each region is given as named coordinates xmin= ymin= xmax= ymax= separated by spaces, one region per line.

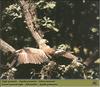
xmin=13 ymin=47 xmax=55 ymax=65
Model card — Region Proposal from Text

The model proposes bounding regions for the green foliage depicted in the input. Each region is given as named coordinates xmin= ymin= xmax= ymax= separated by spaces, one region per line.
xmin=35 ymin=0 xmax=56 ymax=9
xmin=5 ymin=4 xmax=22 ymax=20
xmin=35 ymin=0 xmax=58 ymax=32
xmin=57 ymin=44 xmax=71 ymax=51
xmin=39 ymin=17 xmax=59 ymax=32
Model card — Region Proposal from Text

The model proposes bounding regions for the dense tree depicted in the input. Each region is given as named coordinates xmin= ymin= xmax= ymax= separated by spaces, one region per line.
xmin=0 ymin=0 xmax=99 ymax=79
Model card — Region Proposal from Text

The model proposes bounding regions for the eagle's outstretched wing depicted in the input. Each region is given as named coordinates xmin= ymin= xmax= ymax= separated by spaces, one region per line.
xmin=15 ymin=47 xmax=49 ymax=65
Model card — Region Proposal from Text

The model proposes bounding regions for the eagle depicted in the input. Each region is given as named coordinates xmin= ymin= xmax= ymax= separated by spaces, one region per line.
xmin=10 ymin=46 xmax=55 ymax=67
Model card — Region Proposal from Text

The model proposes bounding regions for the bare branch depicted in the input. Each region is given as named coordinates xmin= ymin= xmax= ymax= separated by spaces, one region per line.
xmin=0 ymin=39 xmax=16 ymax=53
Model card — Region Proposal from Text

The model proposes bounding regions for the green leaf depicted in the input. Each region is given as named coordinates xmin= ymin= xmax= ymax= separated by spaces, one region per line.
xmin=91 ymin=27 xmax=98 ymax=33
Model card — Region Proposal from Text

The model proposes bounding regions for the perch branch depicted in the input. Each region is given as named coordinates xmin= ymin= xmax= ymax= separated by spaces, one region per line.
xmin=0 ymin=39 xmax=16 ymax=53
xmin=0 ymin=39 xmax=16 ymax=69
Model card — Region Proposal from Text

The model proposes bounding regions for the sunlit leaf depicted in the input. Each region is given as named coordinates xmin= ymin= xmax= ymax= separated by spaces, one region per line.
xmin=44 ymin=1 xmax=56 ymax=9
xmin=83 ymin=48 xmax=88 ymax=55
xmin=95 ymin=58 xmax=100 ymax=64
xmin=73 ymin=47 xmax=80 ymax=53
xmin=58 ymin=44 xmax=70 ymax=50
xmin=96 ymin=16 xmax=100 ymax=20
xmin=91 ymin=27 xmax=98 ymax=33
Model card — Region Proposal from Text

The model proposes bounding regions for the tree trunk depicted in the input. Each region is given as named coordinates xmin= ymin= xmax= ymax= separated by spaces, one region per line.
xmin=19 ymin=0 xmax=47 ymax=49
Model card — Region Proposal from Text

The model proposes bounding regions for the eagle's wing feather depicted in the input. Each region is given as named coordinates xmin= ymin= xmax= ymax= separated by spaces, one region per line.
xmin=16 ymin=47 xmax=49 ymax=65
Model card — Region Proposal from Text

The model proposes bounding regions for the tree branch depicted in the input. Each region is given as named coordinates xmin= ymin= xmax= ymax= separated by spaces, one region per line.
xmin=83 ymin=49 xmax=99 ymax=67
xmin=0 ymin=39 xmax=16 ymax=53
xmin=19 ymin=0 xmax=47 ymax=49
